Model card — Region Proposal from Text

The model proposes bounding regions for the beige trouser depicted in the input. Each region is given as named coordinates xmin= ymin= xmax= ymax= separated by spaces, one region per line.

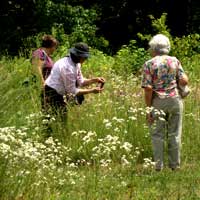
xmin=150 ymin=96 xmax=183 ymax=170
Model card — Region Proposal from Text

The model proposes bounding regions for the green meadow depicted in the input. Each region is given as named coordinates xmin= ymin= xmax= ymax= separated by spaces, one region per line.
xmin=1 ymin=15 xmax=200 ymax=200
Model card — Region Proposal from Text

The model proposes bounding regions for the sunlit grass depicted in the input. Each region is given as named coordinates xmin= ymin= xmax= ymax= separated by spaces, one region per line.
xmin=0 ymin=52 xmax=200 ymax=199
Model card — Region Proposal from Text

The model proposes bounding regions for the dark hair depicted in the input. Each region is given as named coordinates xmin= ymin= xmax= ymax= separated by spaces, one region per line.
xmin=70 ymin=52 xmax=82 ymax=63
xmin=41 ymin=35 xmax=58 ymax=48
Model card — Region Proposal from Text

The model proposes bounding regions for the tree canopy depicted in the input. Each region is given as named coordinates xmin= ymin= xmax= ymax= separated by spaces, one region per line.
xmin=0 ymin=0 xmax=199 ymax=56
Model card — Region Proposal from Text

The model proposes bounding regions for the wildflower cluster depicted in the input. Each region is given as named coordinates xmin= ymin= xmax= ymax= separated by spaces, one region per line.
xmin=71 ymin=129 xmax=141 ymax=168
xmin=0 ymin=126 xmax=81 ymax=197
xmin=25 ymin=112 xmax=56 ymax=137
xmin=143 ymin=157 xmax=155 ymax=169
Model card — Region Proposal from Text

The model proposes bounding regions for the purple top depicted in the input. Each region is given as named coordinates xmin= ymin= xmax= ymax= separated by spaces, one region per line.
xmin=32 ymin=48 xmax=54 ymax=80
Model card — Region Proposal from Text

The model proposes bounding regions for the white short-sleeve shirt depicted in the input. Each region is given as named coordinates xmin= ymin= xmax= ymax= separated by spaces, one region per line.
xmin=45 ymin=56 xmax=84 ymax=95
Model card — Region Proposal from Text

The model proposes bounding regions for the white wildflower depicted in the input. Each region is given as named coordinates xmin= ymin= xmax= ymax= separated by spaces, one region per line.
xmin=105 ymin=122 xmax=112 ymax=129
xmin=121 ymin=155 xmax=130 ymax=166
xmin=121 ymin=142 xmax=132 ymax=152
xmin=82 ymin=131 xmax=96 ymax=144
xmin=100 ymin=159 xmax=112 ymax=167
xmin=103 ymin=119 xmax=110 ymax=124
xmin=114 ymin=127 xmax=120 ymax=132
xmin=128 ymin=116 xmax=137 ymax=121
xmin=0 ymin=143 xmax=11 ymax=154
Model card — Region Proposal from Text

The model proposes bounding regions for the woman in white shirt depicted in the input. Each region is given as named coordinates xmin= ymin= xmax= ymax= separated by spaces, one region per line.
xmin=44 ymin=42 xmax=105 ymax=121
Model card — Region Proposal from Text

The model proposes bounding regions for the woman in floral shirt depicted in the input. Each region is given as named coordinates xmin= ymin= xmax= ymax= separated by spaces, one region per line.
xmin=141 ymin=34 xmax=189 ymax=171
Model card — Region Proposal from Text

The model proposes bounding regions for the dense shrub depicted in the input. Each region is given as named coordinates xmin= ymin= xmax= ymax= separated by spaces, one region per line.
xmin=113 ymin=40 xmax=149 ymax=76
xmin=19 ymin=4 xmax=109 ymax=58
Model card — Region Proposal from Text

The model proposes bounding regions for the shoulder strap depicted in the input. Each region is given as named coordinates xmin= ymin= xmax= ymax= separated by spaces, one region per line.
xmin=175 ymin=64 xmax=179 ymax=81
xmin=42 ymin=50 xmax=48 ymax=61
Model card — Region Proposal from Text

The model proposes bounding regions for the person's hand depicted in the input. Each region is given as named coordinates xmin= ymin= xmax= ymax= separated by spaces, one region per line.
xmin=146 ymin=113 xmax=154 ymax=125
xmin=95 ymin=77 xmax=105 ymax=83
xmin=92 ymin=87 xmax=104 ymax=94
xmin=95 ymin=77 xmax=105 ymax=88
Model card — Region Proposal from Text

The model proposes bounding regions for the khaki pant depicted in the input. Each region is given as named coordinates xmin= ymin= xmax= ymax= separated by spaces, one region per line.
xmin=150 ymin=96 xmax=183 ymax=170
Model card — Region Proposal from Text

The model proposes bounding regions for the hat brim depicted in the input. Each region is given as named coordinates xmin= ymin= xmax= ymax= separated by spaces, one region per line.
xmin=69 ymin=47 xmax=90 ymax=58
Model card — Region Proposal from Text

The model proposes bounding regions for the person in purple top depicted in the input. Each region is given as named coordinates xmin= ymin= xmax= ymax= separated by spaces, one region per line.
xmin=31 ymin=35 xmax=58 ymax=86
xmin=141 ymin=34 xmax=189 ymax=171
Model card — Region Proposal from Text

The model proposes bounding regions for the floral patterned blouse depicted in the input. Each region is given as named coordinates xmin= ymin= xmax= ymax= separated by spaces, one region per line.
xmin=141 ymin=55 xmax=185 ymax=98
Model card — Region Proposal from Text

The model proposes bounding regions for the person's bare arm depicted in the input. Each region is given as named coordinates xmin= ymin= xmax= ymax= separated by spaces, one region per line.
xmin=76 ymin=87 xmax=104 ymax=95
xmin=82 ymin=77 xmax=105 ymax=87
xmin=144 ymin=86 xmax=154 ymax=124
xmin=32 ymin=57 xmax=45 ymax=85
xmin=144 ymin=86 xmax=153 ymax=107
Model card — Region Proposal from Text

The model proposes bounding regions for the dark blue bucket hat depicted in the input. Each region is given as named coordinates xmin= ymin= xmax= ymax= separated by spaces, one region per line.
xmin=69 ymin=42 xmax=90 ymax=58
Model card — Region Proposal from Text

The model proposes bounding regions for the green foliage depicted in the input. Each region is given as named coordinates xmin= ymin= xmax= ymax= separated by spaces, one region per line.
xmin=113 ymin=40 xmax=149 ymax=76
xmin=171 ymin=34 xmax=200 ymax=61
xmin=19 ymin=33 xmax=45 ymax=58
xmin=20 ymin=4 xmax=109 ymax=57
xmin=149 ymin=13 xmax=171 ymax=38
xmin=0 ymin=56 xmax=41 ymax=127
xmin=63 ymin=5 xmax=109 ymax=51
xmin=83 ymin=49 xmax=114 ymax=76
xmin=137 ymin=13 xmax=200 ymax=74
xmin=43 ymin=2 xmax=109 ymax=51
xmin=112 ymin=13 xmax=171 ymax=76
xmin=1 ymin=0 xmax=200 ymax=56
xmin=1 ymin=41 xmax=200 ymax=199
xmin=2 ymin=12 xmax=200 ymax=198
xmin=20 ymin=25 xmax=71 ymax=58
xmin=137 ymin=13 xmax=172 ymax=45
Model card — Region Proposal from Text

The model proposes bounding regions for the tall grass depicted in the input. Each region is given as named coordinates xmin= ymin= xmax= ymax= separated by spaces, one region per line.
xmin=0 ymin=49 xmax=200 ymax=199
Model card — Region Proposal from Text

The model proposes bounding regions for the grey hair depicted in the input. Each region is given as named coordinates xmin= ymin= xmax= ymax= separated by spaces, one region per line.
xmin=149 ymin=34 xmax=171 ymax=54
